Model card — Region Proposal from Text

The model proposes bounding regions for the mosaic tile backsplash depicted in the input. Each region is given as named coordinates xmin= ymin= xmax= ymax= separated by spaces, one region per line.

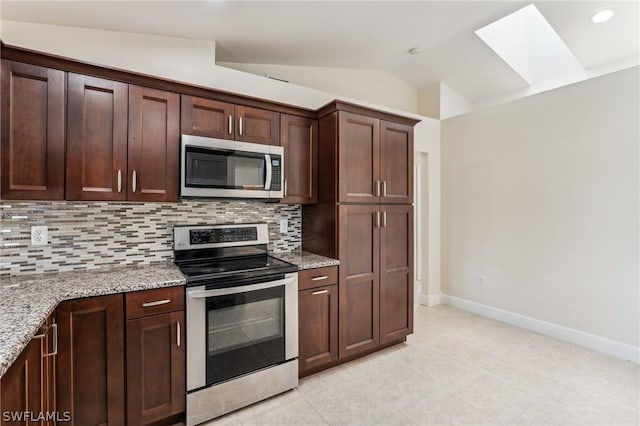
xmin=0 ymin=200 xmax=301 ymax=277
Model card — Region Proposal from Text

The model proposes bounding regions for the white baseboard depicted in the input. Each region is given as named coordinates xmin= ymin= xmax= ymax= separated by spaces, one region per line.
xmin=442 ymin=294 xmax=640 ymax=364
xmin=419 ymin=292 xmax=443 ymax=307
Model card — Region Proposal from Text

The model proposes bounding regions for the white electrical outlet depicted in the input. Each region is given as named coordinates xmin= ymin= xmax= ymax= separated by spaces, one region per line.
xmin=279 ymin=219 xmax=288 ymax=233
xmin=31 ymin=226 xmax=48 ymax=246
xmin=478 ymin=275 xmax=486 ymax=286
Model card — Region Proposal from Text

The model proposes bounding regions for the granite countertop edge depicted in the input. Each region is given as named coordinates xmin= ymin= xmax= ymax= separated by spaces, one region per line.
xmin=0 ymin=250 xmax=338 ymax=378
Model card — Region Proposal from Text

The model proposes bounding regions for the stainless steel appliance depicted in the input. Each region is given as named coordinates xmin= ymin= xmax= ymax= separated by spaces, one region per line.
xmin=174 ymin=223 xmax=298 ymax=426
xmin=180 ymin=135 xmax=284 ymax=199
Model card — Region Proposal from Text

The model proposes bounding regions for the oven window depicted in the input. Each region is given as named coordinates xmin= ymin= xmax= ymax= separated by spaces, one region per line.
xmin=205 ymin=285 xmax=285 ymax=385
xmin=185 ymin=147 xmax=266 ymax=190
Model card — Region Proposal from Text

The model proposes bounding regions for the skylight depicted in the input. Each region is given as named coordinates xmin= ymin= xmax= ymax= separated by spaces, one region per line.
xmin=475 ymin=4 xmax=583 ymax=85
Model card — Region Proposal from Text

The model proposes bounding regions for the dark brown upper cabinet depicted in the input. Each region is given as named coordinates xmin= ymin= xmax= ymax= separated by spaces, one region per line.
xmin=280 ymin=114 xmax=318 ymax=204
xmin=337 ymin=112 xmax=413 ymax=204
xmin=1 ymin=60 xmax=66 ymax=200
xmin=182 ymin=95 xmax=280 ymax=145
xmin=66 ymin=74 xmax=180 ymax=202
xmin=128 ymin=85 xmax=180 ymax=202
xmin=380 ymin=121 xmax=413 ymax=204
xmin=66 ymin=73 xmax=128 ymax=201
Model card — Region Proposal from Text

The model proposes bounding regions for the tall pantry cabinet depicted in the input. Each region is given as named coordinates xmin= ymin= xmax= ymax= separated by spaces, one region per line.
xmin=303 ymin=101 xmax=418 ymax=361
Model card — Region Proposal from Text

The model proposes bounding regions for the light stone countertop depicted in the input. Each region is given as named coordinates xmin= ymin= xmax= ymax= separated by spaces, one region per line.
xmin=0 ymin=250 xmax=338 ymax=378
xmin=0 ymin=262 xmax=185 ymax=378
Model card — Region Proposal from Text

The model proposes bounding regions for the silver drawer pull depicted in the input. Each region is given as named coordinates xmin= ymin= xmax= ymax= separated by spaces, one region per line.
xmin=142 ymin=299 xmax=171 ymax=308
xmin=311 ymin=275 xmax=329 ymax=281
xmin=311 ymin=289 xmax=329 ymax=295
xmin=177 ymin=320 xmax=181 ymax=347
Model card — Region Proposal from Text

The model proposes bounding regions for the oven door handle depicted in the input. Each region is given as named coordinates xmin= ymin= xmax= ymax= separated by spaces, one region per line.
xmin=187 ymin=276 xmax=296 ymax=298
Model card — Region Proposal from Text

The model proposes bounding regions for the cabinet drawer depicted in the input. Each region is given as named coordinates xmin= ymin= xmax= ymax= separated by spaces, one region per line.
xmin=125 ymin=286 xmax=184 ymax=320
xmin=298 ymin=266 xmax=338 ymax=291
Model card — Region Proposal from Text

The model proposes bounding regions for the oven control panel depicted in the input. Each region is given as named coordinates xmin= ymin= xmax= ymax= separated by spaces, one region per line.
xmin=174 ymin=223 xmax=269 ymax=250
xmin=190 ymin=227 xmax=258 ymax=245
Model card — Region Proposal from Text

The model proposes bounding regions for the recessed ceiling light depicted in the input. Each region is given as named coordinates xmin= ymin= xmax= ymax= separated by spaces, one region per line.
xmin=591 ymin=9 xmax=614 ymax=24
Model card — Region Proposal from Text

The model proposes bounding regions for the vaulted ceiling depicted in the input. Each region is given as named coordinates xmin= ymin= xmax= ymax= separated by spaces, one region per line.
xmin=2 ymin=1 xmax=638 ymax=103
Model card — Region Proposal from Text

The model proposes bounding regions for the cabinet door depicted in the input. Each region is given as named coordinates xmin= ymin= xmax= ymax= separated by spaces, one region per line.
xmin=338 ymin=205 xmax=380 ymax=358
xmin=298 ymin=285 xmax=338 ymax=373
xmin=66 ymin=74 xmax=128 ymax=201
xmin=235 ymin=105 xmax=280 ymax=145
xmin=380 ymin=121 xmax=413 ymax=204
xmin=280 ymin=115 xmax=317 ymax=204
xmin=379 ymin=205 xmax=414 ymax=344
xmin=0 ymin=61 xmax=65 ymax=200
xmin=338 ymin=112 xmax=380 ymax=203
xmin=0 ymin=337 xmax=42 ymax=426
xmin=57 ymin=294 xmax=125 ymax=426
xmin=128 ymin=86 xmax=180 ymax=202
xmin=126 ymin=311 xmax=185 ymax=425
xmin=181 ymin=95 xmax=234 ymax=139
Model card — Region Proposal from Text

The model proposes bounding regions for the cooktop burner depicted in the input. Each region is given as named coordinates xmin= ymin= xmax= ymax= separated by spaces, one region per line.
xmin=173 ymin=223 xmax=297 ymax=287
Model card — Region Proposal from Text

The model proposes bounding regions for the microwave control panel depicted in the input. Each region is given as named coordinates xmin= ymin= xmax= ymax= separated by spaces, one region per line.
xmin=270 ymin=158 xmax=282 ymax=191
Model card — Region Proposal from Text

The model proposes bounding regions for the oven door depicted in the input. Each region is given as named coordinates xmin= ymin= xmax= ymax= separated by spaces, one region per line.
xmin=181 ymin=135 xmax=283 ymax=199
xmin=186 ymin=273 xmax=298 ymax=391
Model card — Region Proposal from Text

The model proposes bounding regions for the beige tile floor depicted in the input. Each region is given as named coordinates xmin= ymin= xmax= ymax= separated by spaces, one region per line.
xmin=202 ymin=305 xmax=639 ymax=425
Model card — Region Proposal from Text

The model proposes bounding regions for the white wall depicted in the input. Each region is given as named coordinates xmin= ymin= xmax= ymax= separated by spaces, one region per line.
xmin=218 ymin=62 xmax=417 ymax=113
xmin=441 ymin=67 xmax=639 ymax=352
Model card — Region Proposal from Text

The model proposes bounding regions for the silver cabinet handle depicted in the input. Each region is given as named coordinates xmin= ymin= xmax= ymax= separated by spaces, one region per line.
xmin=375 ymin=211 xmax=380 ymax=228
xmin=311 ymin=289 xmax=328 ymax=295
xmin=132 ymin=170 xmax=137 ymax=193
xmin=117 ymin=169 xmax=122 ymax=192
xmin=142 ymin=299 xmax=171 ymax=308
xmin=383 ymin=211 xmax=387 ymax=227
xmin=34 ymin=323 xmax=58 ymax=357
xmin=239 ymin=117 xmax=243 ymax=136
xmin=375 ymin=180 xmax=381 ymax=197
xmin=228 ymin=115 xmax=233 ymax=135
xmin=177 ymin=320 xmax=181 ymax=347
xmin=311 ymin=275 xmax=328 ymax=281
xmin=284 ymin=179 xmax=288 ymax=197
xmin=45 ymin=323 xmax=58 ymax=357
xmin=383 ymin=181 xmax=387 ymax=197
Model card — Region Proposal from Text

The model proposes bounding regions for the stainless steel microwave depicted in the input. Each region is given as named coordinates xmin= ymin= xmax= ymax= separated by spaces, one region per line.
xmin=180 ymin=135 xmax=283 ymax=199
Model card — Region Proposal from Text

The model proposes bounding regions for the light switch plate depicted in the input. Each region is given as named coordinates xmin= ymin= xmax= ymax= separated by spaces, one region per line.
xmin=31 ymin=226 xmax=48 ymax=246
xmin=279 ymin=219 xmax=288 ymax=233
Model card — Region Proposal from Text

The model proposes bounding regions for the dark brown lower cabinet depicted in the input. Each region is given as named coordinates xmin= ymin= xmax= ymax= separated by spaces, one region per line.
xmin=379 ymin=205 xmax=414 ymax=344
xmin=337 ymin=204 xmax=413 ymax=359
xmin=298 ymin=284 xmax=338 ymax=374
xmin=126 ymin=311 xmax=185 ymax=425
xmin=0 ymin=314 xmax=57 ymax=426
xmin=57 ymin=294 xmax=125 ymax=426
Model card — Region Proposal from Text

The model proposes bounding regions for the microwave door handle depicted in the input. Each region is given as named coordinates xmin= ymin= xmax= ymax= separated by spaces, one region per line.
xmin=264 ymin=154 xmax=272 ymax=190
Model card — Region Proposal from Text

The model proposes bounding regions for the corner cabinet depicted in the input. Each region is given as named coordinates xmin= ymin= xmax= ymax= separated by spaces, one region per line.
xmin=181 ymin=95 xmax=280 ymax=145
xmin=0 ymin=60 xmax=66 ymax=200
xmin=0 ymin=313 xmax=57 ymax=426
xmin=303 ymin=101 xmax=418 ymax=364
xmin=66 ymin=74 xmax=180 ymax=202
xmin=57 ymin=294 xmax=126 ymax=426
xmin=280 ymin=115 xmax=318 ymax=204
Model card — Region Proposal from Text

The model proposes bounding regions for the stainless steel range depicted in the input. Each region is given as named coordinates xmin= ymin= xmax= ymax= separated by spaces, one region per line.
xmin=174 ymin=223 xmax=298 ymax=426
